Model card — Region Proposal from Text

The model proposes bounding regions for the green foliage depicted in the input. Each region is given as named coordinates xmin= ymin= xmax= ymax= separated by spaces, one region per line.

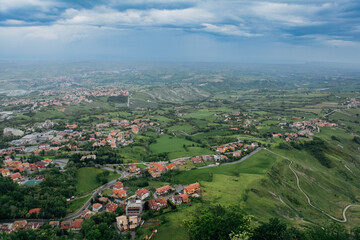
xmin=107 ymin=95 xmax=128 ymax=103
xmin=183 ymin=205 xmax=252 ymax=240
xmin=0 ymin=167 xmax=77 ymax=219
xmin=122 ymin=176 xmax=149 ymax=188
xmin=0 ymin=225 xmax=76 ymax=240
xmin=96 ymin=171 xmax=110 ymax=184
xmin=81 ymin=212 xmax=121 ymax=240
xmin=280 ymin=138 xmax=332 ymax=168
xmin=353 ymin=136 xmax=360 ymax=144
xmin=252 ymin=218 xmax=304 ymax=240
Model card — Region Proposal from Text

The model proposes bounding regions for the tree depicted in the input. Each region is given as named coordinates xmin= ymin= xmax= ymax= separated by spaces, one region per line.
xmin=252 ymin=218 xmax=304 ymax=240
xmin=183 ymin=205 xmax=252 ymax=240
xmin=305 ymin=223 xmax=349 ymax=240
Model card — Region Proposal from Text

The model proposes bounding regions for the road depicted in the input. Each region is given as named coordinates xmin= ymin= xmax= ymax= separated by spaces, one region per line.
xmin=195 ymin=147 xmax=264 ymax=169
xmin=265 ymin=148 xmax=360 ymax=223
xmin=64 ymin=166 xmax=132 ymax=221
xmin=322 ymin=109 xmax=341 ymax=119
xmin=4 ymin=147 xmax=263 ymax=224
xmin=53 ymin=159 xmax=69 ymax=170
xmin=65 ymin=179 xmax=120 ymax=221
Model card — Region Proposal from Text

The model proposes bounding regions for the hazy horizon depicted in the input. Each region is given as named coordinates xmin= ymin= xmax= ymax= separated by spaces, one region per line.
xmin=1 ymin=0 xmax=360 ymax=63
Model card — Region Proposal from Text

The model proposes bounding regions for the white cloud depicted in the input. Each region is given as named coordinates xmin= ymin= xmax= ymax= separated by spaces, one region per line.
xmin=243 ymin=1 xmax=330 ymax=26
xmin=0 ymin=24 xmax=107 ymax=41
xmin=0 ymin=0 xmax=56 ymax=12
xmin=201 ymin=23 xmax=261 ymax=37
xmin=0 ymin=19 xmax=29 ymax=25
xmin=300 ymin=34 xmax=359 ymax=47
xmin=58 ymin=6 xmax=214 ymax=27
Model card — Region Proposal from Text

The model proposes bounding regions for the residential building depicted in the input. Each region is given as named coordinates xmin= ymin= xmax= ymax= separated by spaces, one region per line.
xmin=166 ymin=163 xmax=176 ymax=170
xmin=136 ymin=188 xmax=150 ymax=200
xmin=106 ymin=202 xmax=118 ymax=212
xmin=156 ymin=185 xmax=173 ymax=195
xmin=184 ymin=183 xmax=201 ymax=195
xmin=171 ymin=194 xmax=190 ymax=205
xmin=148 ymin=197 xmax=167 ymax=211
xmin=126 ymin=200 xmax=144 ymax=216
xmin=92 ymin=203 xmax=103 ymax=212
xmin=25 ymin=222 xmax=43 ymax=230
xmin=10 ymin=172 xmax=22 ymax=182
xmin=128 ymin=163 xmax=140 ymax=173
xmin=70 ymin=219 xmax=83 ymax=232
xmin=113 ymin=182 xmax=123 ymax=190
xmin=12 ymin=220 xmax=27 ymax=231
xmin=113 ymin=189 xmax=127 ymax=198
xmin=129 ymin=216 xmax=141 ymax=230
xmin=49 ymin=221 xmax=59 ymax=228
xmin=0 ymin=168 xmax=10 ymax=177
xmin=233 ymin=150 xmax=242 ymax=157
xmin=116 ymin=215 xmax=128 ymax=231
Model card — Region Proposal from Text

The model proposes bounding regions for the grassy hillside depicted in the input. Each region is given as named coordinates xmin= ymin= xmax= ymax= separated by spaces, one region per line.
xmin=146 ymin=129 xmax=360 ymax=240
xmin=76 ymin=167 xmax=120 ymax=195
xmin=149 ymin=135 xmax=214 ymax=159
xmin=240 ymin=129 xmax=360 ymax=227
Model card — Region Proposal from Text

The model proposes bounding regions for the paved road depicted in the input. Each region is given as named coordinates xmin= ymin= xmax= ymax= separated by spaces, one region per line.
xmin=195 ymin=147 xmax=264 ymax=170
xmin=65 ymin=179 xmax=120 ymax=221
xmin=5 ymin=147 xmax=263 ymax=223
xmin=265 ymin=148 xmax=360 ymax=223
xmin=53 ymin=159 xmax=69 ymax=170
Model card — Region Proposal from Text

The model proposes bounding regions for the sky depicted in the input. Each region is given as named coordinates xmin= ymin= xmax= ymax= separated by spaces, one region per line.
xmin=0 ymin=0 xmax=360 ymax=63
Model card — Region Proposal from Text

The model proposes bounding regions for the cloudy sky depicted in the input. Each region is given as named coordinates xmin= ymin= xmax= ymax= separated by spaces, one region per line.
xmin=0 ymin=0 xmax=359 ymax=63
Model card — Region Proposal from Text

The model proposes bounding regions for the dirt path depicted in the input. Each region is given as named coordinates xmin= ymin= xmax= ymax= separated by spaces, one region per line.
xmin=265 ymin=148 xmax=360 ymax=223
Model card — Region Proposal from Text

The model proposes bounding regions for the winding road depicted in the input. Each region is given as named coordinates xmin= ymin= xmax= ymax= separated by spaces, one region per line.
xmin=265 ymin=148 xmax=360 ymax=223
xmin=65 ymin=167 xmax=130 ymax=221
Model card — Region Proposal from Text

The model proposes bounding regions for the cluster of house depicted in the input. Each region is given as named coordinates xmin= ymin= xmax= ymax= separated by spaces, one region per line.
xmin=0 ymin=218 xmax=84 ymax=234
xmin=216 ymin=142 xmax=259 ymax=157
xmin=273 ymin=118 xmax=337 ymax=141
xmin=0 ymin=157 xmax=52 ymax=183
xmin=272 ymin=132 xmax=303 ymax=142
xmin=37 ymin=87 xmax=127 ymax=109
xmin=149 ymin=183 xmax=201 ymax=211
xmin=38 ymin=93 xmax=92 ymax=108
xmin=2 ymin=86 xmax=128 ymax=113
xmin=147 ymin=162 xmax=176 ymax=178
xmin=291 ymin=119 xmax=337 ymax=129
xmin=89 ymin=118 xmax=154 ymax=148
xmin=342 ymin=98 xmax=360 ymax=108
xmin=91 ymin=129 xmax=133 ymax=148
xmin=128 ymin=163 xmax=141 ymax=174
xmin=1 ymin=98 xmax=37 ymax=107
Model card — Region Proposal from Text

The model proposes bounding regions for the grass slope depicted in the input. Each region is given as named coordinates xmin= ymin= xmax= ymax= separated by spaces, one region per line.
xmin=76 ymin=167 xmax=120 ymax=195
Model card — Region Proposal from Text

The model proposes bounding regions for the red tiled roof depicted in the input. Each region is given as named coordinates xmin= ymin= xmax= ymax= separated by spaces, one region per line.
xmin=166 ymin=163 xmax=176 ymax=169
xmin=114 ymin=182 xmax=123 ymax=189
xmin=113 ymin=189 xmax=127 ymax=196
xmin=11 ymin=172 xmax=21 ymax=180
xmin=92 ymin=203 xmax=102 ymax=209
xmin=184 ymin=183 xmax=200 ymax=194
xmin=179 ymin=194 xmax=189 ymax=202
xmin=28 ymin=208 xmax=41 ymax=214
xmin=156 ymin=185 xmax=172 ymax=194
xmin=70 ymin=219 xmax=83 ymax=229
xmin=136 ymin=188 xmax=149 ymax=198
xmin=105 ymin=202 xmax=118 ymax=212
